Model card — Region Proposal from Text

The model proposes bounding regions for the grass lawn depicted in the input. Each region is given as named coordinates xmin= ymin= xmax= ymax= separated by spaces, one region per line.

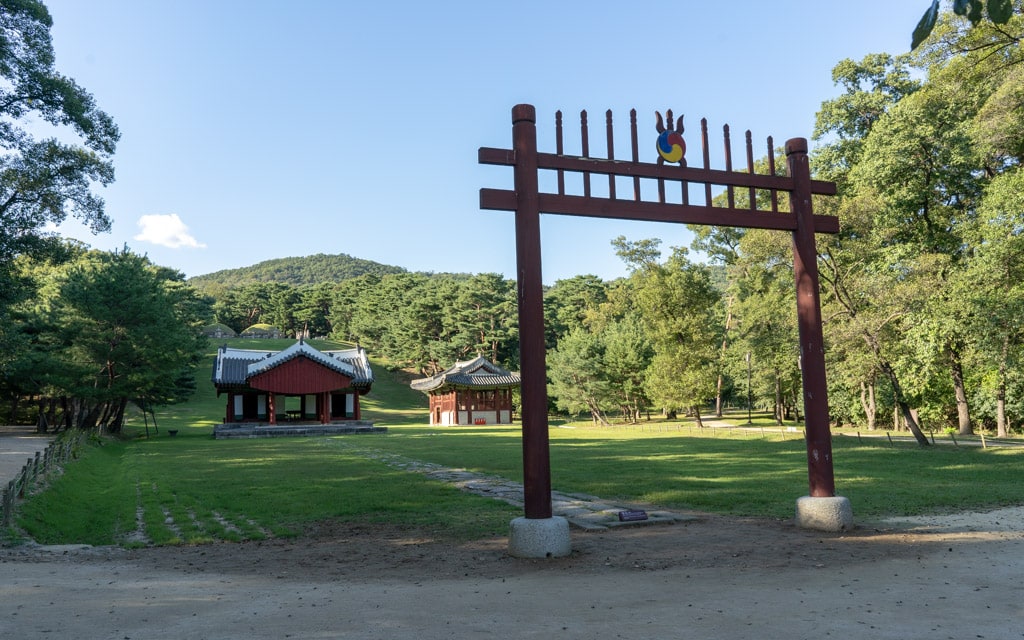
xmin=10 ymin=337 xmax=1024 ymax=546
xmin=15 ymin=433 xmax=518 ymax=546
xmin=356 ymin=421 xmax=1024 ymax=519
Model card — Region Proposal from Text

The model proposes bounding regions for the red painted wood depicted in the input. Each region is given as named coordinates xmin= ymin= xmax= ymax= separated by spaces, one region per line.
xmin=248 ymin=356 xmax=353 ymax=394
xmin=511 ymin=104 xmax=553 ymax=520
xmin=479 ymin=147 xmax=838 ymax=195
xmin=482 ymin=104 xmax=841 ymax=523
xmin=787 ymin=138 xmax=836 ymax=497
xmin=481 ymin=189 xmax=839 ymax=233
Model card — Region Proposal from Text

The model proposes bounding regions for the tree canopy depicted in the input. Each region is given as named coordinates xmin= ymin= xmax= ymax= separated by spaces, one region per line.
xmin=0 ymin=0 xmax=119 ymax=262
xmin=912 ymin=0 xmax=1017 ymax=50
xmin=187 ymin=253 xmax=408 ymax=290
xmin=4 ymin=245 xmax=209 ymax=432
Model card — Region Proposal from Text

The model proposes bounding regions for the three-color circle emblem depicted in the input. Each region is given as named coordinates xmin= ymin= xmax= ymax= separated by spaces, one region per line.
xmin=656 ymin=129 xmax=685 ymax=163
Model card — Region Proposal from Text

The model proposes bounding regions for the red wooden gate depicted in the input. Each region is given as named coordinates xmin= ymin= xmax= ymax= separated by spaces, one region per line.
xmin=480 ymin=104 xmax=839 ymax=520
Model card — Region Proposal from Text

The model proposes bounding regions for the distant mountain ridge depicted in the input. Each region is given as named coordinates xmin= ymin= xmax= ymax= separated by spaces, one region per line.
xmin=188 ymin=253 xmax=407 ymax=288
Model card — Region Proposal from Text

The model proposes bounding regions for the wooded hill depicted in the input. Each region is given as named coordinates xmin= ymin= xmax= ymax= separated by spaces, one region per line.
xmin=188 ymin=253 xmax=407 ymax=289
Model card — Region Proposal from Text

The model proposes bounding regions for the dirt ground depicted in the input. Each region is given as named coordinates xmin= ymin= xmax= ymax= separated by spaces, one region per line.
xmin=3 ymin=506 xmax=1023 ymax=640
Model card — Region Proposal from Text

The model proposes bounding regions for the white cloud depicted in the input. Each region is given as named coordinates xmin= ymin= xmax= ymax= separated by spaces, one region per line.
xmin=133 ymin=214 xmax=206 ymax=249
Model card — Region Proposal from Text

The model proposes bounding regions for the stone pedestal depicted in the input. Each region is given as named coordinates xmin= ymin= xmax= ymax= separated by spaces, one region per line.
xmin=508 ymin=516 xmax=571 ymax=558
xmin=795 ymin=496 xmax=854 ymax=531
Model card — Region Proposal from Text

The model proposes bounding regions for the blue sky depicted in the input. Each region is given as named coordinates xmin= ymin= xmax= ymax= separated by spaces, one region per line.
xmin=44 ymin=0 xmax=926 ymax=284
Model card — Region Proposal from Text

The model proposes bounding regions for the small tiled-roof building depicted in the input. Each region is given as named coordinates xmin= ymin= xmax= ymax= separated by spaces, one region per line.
xmin=410 ymin=356 xmax=519 ymax=426
xmin=212 ymin=341 xmax=373 ymax=424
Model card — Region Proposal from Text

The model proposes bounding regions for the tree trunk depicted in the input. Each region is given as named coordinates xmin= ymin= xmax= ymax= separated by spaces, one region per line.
xmin=108 ymin=397 xmax=128 ymax=433
xmin=880 ymin=361 xmax=930 ymax=446
xmin=44 ymin=398 xmax=58 ymax=432
xmin=692 ymin=405 xmax=704 ymax=429
xmin=60 ymin=396 xmax=71 ymax=431
xmin=714 ymin=374 xmax=724 ymax=418
xmin=7 ymin=393 xmax=19 ymax=425
xmin=35 ymin=400 xmax=48 ymax=434
xmin=773 ymin=372 xmax=783 ymax=426
xmin=715 ymin=303 xmax=733 ymax=418
xmin=997 ymin=388 xmax=1008 ymax=438
xmin=997 ymin=335 xmax=1009 ymax=438
xmin=78 ymin=401 xmax=102 ymax=431
xmin=97 ymin=400 xmax=114 ymax=431
xmin=949 ymin=346 xmax=972 ymax=435
xmin=860 ymin=330 xmax=927 ymax=444
xmin=860 ymin=379 xmax=877 ymax=430
xmin=587 ymin=400 xmax=609 ymax=426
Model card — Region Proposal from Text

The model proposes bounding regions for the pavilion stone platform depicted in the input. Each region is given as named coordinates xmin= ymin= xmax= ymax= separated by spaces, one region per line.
xmin=213 ymin=421 xmax=385 ymax=439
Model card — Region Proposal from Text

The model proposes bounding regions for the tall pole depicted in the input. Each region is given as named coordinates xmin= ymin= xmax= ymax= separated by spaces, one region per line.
xmin=511 ymin=104 xmax=553 ymax=519
xmin=786 ymin=138 xmax=836 ymax=498
xmin=746 ymin=352 xmax=752 ymax=424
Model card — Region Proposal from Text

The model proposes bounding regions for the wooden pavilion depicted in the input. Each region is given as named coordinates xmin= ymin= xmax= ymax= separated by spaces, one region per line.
xmin=211 ymin=341 xmax=373 ymax=425
xmin=410 ymin=356 xmax=519 ymax=426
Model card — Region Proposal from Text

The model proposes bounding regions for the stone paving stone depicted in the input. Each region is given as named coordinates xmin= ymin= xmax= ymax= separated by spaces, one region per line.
xmin=340 ymin=443 xmax=694 ymax=530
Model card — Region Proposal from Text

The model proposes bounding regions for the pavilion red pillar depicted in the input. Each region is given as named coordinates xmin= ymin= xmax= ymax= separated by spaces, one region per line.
xmin=353 ymin=392 xmax=361 ymax=420
xmin=511 ymin=104 xmax=553 ymax=520
xmin=786 ymin=138 xmax=836 ymax=497
xmin=268 ymin=393 xmax=277 ymax=425
xmin=225 ymin=392 xmax=233 ymax=423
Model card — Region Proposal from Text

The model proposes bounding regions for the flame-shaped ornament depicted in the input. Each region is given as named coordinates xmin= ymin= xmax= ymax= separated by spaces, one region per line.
xmin=655 ymin=110 xmax=686 ymax=165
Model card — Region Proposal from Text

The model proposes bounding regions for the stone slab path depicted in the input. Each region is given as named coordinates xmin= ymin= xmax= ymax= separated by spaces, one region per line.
xmin=340 ymin=444 xmax=693 ymax=530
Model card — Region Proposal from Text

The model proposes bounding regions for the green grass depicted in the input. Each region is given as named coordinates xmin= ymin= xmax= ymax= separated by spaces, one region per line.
xmin=18 ymin=432 xmax=517 ymax=545
xmin=11 ymin=337 xmax=1024 ymax=546
xmin=359 ymin=365 xmax=429 ymax=426
xmin=349 ymin=421 xmax=1024 ymax=520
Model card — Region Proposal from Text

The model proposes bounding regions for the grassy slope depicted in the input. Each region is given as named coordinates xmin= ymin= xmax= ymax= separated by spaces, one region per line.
xmin=13 ymin=337 xmax=1024 ymax=545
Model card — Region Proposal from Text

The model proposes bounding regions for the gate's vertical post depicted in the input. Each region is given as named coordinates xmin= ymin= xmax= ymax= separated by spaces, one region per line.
xmin=511 ymin=104 xmax=553 ymax=520
xmin=507 ymin=104 xmax=571 ymax=557
xmin=786 ymin=138 xmax=852 ymax=530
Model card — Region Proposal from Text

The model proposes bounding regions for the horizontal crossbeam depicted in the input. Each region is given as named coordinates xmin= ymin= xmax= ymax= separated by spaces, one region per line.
xmin=478 ymin=147 xmax=837 ymax=196
xmin=479 ymin=188 xmax=840 ymax=233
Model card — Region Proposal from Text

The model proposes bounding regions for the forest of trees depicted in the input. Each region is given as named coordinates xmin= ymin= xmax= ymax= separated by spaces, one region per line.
xmin=0 ymin=2 xmax=208 ymax=432
xmin=3 ymin=244 xmax=209 ymax=432
xmin=2 ymin=3 xmax=1024 ymax=437
xmin=187 ymin=253 xmax=408 ymax=290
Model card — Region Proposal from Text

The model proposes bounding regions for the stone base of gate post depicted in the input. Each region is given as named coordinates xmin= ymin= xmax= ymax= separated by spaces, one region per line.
xmin=508 ymin=516 xmax=571 ymax=558
xmin=795 ymin=496 xmax=854 ymax=532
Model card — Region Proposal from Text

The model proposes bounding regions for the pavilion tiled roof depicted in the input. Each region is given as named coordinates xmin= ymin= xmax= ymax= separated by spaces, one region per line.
xmin=212 ymin=341 xmax=374 ymax=390
xmin=410 ymin=355 xmax=520 ymax=393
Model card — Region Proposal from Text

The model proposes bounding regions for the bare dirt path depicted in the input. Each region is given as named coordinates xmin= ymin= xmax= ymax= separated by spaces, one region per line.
xmin=3 ymin=507 xmax=1023 ymax=639
xmin=0 ymin=426 xmax=52 ymax=485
